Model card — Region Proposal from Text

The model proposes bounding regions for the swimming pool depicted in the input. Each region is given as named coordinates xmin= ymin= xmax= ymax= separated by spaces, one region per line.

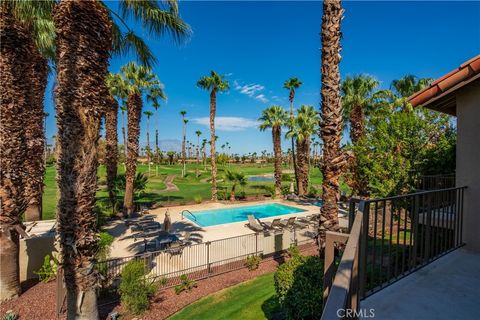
xmin=185 ymin=203 xmax=306 ymax=227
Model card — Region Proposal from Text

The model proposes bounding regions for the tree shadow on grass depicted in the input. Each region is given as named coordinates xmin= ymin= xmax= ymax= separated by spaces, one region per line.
xmin=261 ymin=295 xmax=285 ymax=320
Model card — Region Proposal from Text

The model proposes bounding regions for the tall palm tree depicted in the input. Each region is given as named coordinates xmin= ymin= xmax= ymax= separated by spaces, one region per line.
xmin=287 ymin=105 xmax=319 ymax=196
xmin=341 ymin=75 xmax=379 ymax=144
xmin=0 ymin=2 xmax=38 ymax=301
xmin=143 ymin=110 xmax=154 ymax=176
xmin=116 ymin=62 xmax=166 ymax=216
xmin=202 ymin=138 xmax=208 ymax=170
xmin=259 ymin=106 xmax=288 ymax=198
xmin=151 ymin=100 xmax=161 ymax=176
xmin=180 ymin=110 xmax=187 ymax=177
xmin=341 ymin=75 xmax=379 ymax=196
xmin=197 ymin=71 xmax=230 ymax=201
xmin=195 ymin=130 xmax=202 ymax=177
xmin=105 ymin=94 xmax=119 ymax=214
xmin=120 ymin=105 xmax=128 ymax=161
xmin=53 ymin=0 xmax=112 ymax=318
xmin=283 ymin=77 xmax=303 ymax=193
xmin=319 ymin=0 xmax=347 ymax=248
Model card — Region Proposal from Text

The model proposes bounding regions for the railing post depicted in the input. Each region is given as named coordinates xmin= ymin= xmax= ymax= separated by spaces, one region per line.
xmin=359 ymin=201 xmax=369 ymax=299
xmin=349 ymin=199 xmax=356 ymax=232
xmin=323 ymin=232 xmax=335 ymax=304
xmin=255 ymin=232 xmax=258 ymax=255
xmin=206 ymin=241 xmax=211 ymax=275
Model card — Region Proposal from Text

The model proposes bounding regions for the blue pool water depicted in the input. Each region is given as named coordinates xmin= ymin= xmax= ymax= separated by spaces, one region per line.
xmin=186 ymin=203 xmax=306 ymax=227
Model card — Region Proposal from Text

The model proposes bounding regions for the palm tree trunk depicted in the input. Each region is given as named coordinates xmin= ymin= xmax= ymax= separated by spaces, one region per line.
xmin=155 ymin=129 xmax=159 ymax=176
xmin=121 ymin=111 xmax=127 ymax=163
xmin=319 ymin=0 xmax=346 ymax=249
xmin=210 ymin=89 xmax=218 ymax=201
xmin=296 ymin=140 xmax=307 ymax=196
xmin=105 ymin=96 xmax=118 ymax=213
xmin=124 ymin=92 xmax=142 ymax=216
xmin=24 ymin=39 xmax=48 ymax=221
xmin=0 ymin=3 xmax=32 ymax=300
xmin=54 ymin=1 xmax=111 ymax=318
xmin=273 ymin=126 xmax=283 ymax=198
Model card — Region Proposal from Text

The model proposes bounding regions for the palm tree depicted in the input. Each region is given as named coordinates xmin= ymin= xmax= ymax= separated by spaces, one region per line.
xmin=341 ymin=75 xmax=379 ymax=144
xmin=120 ymin=105 xmax=128 ymax=161
xmin=341 ymin=75 xmax=379 ymax=196
xmin=116 ymin=62 xmax=166 ymax=216
xmin=287 ymin=105 xmax=319 ymax=196
xmin=0 ymin=2 xmax=40 ymax=301
xmin=151 ymin=100 xmax=161 ymax=176
xmin=225 ymin=170 xmax=247 ymax=201
xmin=197 ymin=71 xmax=230 ymax=201
xmin=53 ymin=1 xmax=111 ymax=317
xmin=105 ymin=92 xmax=119 ymax=214
xmin=259 ymin=106 xmax=289 ymax=198
xmin=195 ymin=130 xmax=202 ymax=177
xmin=319 ymin=0 xmax=347 ymax=249
xmin=180 ymin=110 xmax=187 ymax=177
xmin=143 ymin=110 xmax=154 ymax=176
xmin=283 ymin=77 xmax=303 ymax=193
xmin=202 ymin=138 xmax=208 ymax=170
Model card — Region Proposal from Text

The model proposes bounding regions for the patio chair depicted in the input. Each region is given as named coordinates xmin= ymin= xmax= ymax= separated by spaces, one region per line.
xmin=246 ymin=215 xmax=265 ymax=233
xmin=261 ymin=218 xmax=282 ymax=231
xmin=168 ymin=241 xmax=184 ymax=257
xmin=279 ymin=217 xmax=296 ymax=229
xmin=178 ymin=232 xmax=192 ymax=245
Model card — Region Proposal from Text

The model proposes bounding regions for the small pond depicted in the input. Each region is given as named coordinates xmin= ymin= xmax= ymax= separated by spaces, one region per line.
xmin=248 ymin=175 xmax=274 ymax=182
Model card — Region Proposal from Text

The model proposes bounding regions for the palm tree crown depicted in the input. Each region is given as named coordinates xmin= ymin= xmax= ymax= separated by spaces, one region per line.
xmin=283 ymin=77 xmax=303 ymax=105
xmin=119 ymin=62 xmax=165 ymax=101
xmin=341 ymin=75 xmax=379 ymax=119
xmin=259 ymin=105 xmax=289 ymax=130
xmin=286 ymin=105 xmax=319 ymax=142
xmin=197 ymin=71 xmax=230 ymax=92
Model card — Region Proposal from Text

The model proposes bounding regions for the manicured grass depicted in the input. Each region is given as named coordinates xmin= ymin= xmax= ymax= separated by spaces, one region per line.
xmin=169 ymin=272 xmax=281 ymax=320
xmin=41 ymin=162 xmax=350 ymax=220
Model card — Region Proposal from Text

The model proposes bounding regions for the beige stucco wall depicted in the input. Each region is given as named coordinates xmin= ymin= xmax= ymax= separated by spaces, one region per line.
xmin=456 ymin=79 xmax=480 ymax=251
xmin=19 ymin=235 xmax=55 ymax=282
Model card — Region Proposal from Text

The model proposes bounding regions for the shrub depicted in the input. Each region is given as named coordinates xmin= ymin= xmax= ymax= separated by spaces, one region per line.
xmin=194 ymin=195 xmax=203 ymax=204
xmin=281 ymin=173 xmax=292 ymax=182
xmin=34 ymin=254 xmax=58 ymax=283
xmin=236 ymin=191 xmax=246 ymax=200
xmin=2 ymin=311 xmax=18 ymax=320
xmin=263 ymin=185 xmax=275 ymax=197
xmin=95 ymin=199 xmax=116 ymax=227
xmin=244 ymin=255 xmax=261 ymax=271
xmin=119 ymin=260 xmax=156 ymax=315
xmin=274 ymin=247 xmax=323 ymax=319
xmin=174 ymin=275 xmax=197 ymax=295
xmin=97 ymin=231 xmax=114 ymax=279
xmin=307 ymin=185 xmax=319 ymax=197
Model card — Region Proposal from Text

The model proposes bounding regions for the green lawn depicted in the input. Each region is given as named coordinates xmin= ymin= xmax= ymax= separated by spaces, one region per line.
xmin=42 ymin=162 xmax=349 ymax=220
xmin=169 ymin=273 xmax=281 ymax=320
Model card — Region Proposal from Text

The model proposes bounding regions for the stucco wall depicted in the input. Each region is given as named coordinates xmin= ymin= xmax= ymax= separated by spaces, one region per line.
xmin=19 ymin=235 xmax=55 ymax=282
xmin=456 ymin=79 xmax=480 ymax=251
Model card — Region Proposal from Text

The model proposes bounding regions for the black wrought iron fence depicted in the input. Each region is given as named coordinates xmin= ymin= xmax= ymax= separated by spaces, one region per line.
xmin=360 ymin=186 xmax=466 ymax=297
xmin=322 ymin=186 xmax=466 ymax=319
xmin=98 ymin=225 xmax=317 ymax=289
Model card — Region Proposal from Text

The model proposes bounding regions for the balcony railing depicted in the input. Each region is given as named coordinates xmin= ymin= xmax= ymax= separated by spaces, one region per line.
xmin=418 ymin=174 xmax=455 ymax=191
xmin=322 ymin=186 xmax=466 ymax=319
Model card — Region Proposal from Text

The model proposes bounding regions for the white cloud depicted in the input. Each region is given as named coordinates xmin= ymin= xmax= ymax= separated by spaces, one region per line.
xmin=234 ymin=80 xmax=268 ymax=103
xmin=192 ymin=116 xmax=259 ymax=132
xmin=255 ymin=94 xmax=268 ymax=103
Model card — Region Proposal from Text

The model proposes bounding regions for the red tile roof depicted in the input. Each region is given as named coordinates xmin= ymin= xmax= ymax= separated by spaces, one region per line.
xmin=408 ymin=55 xmax=480 ymax=108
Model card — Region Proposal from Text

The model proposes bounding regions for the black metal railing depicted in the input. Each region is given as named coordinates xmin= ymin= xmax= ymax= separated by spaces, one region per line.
xmin=322 ymin=186 xmax=466 ymax=319
xmin=98 ymin=225 xmax=316 ymax=290
xmin=359 ymin=186 xmax=466 ymax=298
xmin=418 ymin=174 xmax=455 ymax=191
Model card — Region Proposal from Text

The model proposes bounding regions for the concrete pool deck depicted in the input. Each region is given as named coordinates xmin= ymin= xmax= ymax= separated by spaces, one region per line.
xmin=104 ymin=199 xmax=349 ymax=258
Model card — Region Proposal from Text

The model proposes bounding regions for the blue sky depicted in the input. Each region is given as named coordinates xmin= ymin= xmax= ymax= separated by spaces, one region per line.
xmin=44 ymin=1 xmax=480 ymax=154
